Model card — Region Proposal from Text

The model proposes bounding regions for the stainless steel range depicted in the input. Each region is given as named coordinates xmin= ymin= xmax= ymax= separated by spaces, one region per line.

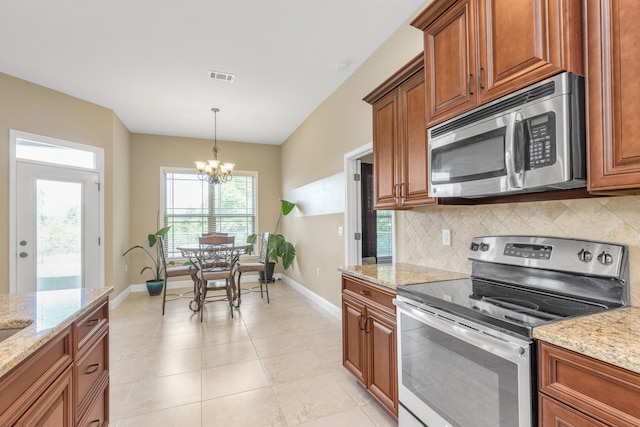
xmin=394 ymin=236 xmax=629 ymax=427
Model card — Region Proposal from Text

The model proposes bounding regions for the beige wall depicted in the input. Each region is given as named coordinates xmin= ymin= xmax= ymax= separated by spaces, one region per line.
xmin=0 ymin=72 xmax=120 ymax=294
xmin=279 ymin=2 xmax=430 ymax=307
xmin=126 ymin=133 xmax=281 ymax=284
xmin=110 ymin=116 xmax=131 ymax=296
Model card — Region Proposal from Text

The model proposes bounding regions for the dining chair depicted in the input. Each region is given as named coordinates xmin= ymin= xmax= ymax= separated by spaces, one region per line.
xmin=198 ymin=234 xmax=236 ymax=320
xmin=158 ymin=236 xmax=199 ymax=315
xmin=235 ymin=232 xmax=271 ymax=304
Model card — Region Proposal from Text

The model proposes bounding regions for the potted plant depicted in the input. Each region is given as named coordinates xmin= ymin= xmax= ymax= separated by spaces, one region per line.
xmin=247 ymin=199 xmax=296 ymax=282
xmin=122 ymin=226 xmax=171 ymax=296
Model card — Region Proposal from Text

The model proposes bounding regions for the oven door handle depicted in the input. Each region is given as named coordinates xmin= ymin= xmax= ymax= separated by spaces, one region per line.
xmin=395 ymin=299 xmax=529 ymax=361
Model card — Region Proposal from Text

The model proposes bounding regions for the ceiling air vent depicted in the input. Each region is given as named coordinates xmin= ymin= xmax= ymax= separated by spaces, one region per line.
xmin=208 ymin=71 xmax=235 ymax=83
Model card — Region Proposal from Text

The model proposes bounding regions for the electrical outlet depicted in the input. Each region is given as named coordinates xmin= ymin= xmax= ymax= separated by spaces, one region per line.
xmin=442 ymin=229 xmax=451 ymax=246
xmin=338 ymin=226 xmax=343 ymax=237
xmin=316 ymin=267 xmax=320 ymax=277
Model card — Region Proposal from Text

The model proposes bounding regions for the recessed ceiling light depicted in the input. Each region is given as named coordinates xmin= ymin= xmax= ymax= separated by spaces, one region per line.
xmin=208 ymin=70 xmax=236 ymax=83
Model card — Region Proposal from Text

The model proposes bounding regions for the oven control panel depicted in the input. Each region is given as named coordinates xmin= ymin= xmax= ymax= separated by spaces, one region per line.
xmin=503 ymin=242 xmax=552 ymax=260
xmin=468 ymin=236 xmax=627 ymax=278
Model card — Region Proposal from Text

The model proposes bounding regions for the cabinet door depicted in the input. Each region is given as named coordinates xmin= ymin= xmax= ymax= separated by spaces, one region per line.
xmin=423 ymin=0 xmax=478 ymax=127
xmin=366 ymin=306 xmax=397 ymax=415
xmin=342 ymin=293 xmax=367 ymax=384
xmin=372 ymin=90 xmax=401 ymax=209
xmin=540 ymin=395 xmax=608 ymax=427
xmin=477 ymin=0 xmax=574 ymax=103
xmin=14 ymin=367 xmax=73 ymax=427
xmin=587 ymin=0 xmax=640 ymax=192
xmin=400 ymin=72 xmax=436 ymax=207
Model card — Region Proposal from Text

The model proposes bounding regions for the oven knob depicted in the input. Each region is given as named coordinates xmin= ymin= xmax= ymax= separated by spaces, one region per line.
xmin=597 ymin=251 xmax=614 ymax=265
xmin=480 ymin=243 xmax=489 ymax=252
xmin=470 ymin=242 xmax=479 ymax=251
xmin=577 ymin=249 xmax=593 ymax=263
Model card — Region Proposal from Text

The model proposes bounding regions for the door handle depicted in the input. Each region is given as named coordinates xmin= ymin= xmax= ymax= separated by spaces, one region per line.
xmin=467 ymin=74 xmax=474 ymax=95
xmin=505 ymin=112 xmax=524 ymax=189
xmin=19 ymin=252 xmax=28 ymax=258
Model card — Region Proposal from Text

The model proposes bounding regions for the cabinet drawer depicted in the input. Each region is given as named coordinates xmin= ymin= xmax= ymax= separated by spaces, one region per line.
xmin=539 ymin=342 xmax=640 ymax=426
xmin=540 ymin=394 xmax=608 ymax=427
xmin=76 ymin=332 xmax=108 ymax=409
xmin=342 ymin=276 xmax=395 ymax=313
xmin=77 ymin=376 xmax=109 ymax=427
xmin=76 ymin=299 xmax=108 ymax=353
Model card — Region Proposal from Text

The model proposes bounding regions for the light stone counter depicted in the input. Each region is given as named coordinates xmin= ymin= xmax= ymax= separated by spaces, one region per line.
xmin=533 ymin=306 xmax=640 ymax=375
xmin=339 ymin=262 xmax=468 ymax=290
xmin=0 ymin=287 xmax=113 ymax=378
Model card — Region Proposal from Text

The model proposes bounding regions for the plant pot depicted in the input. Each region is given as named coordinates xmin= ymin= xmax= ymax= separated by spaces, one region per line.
xmin=259 ymin=262 xmax=276 ymax=283
xmin=146 ymin=279 xmax=164 ymax=296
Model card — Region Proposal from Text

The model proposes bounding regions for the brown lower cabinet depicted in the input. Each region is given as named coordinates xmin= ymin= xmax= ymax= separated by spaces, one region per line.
xmin=538 ymin=341 xmax=640 ymax=426
xmin=342 ymin=275 xmax=397 ymax=416
xmin=0 ymin=297 xmax=109 ymax=427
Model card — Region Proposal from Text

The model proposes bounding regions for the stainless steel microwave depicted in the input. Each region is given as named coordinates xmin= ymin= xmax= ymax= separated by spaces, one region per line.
xmin=428 ymin=72 xmax=586 ymax=198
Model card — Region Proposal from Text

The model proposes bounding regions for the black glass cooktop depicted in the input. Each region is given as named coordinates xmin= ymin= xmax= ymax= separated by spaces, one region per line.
xmin=396 ymin=277 xmax=617 ymax=339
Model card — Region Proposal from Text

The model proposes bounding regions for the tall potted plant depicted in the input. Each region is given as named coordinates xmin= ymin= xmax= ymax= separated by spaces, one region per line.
xmin=122 ymin=226 xmax=171 ymax=296
xmin=247 ymin=199 xmax=296 ymax=282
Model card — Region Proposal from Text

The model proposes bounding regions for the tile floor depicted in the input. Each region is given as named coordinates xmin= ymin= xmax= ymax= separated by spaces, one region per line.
xmin=109 ymin=280 xmax=398 ymax=426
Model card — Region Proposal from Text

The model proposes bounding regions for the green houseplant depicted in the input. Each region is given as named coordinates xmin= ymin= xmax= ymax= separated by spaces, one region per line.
xmin=122 ymin=226 xmax=171 ymax=296
xmin=247 ymin=199 xmax=296 ymax=281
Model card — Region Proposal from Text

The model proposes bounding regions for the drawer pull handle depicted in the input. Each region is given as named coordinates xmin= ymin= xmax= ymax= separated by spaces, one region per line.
xmin=86 ymin=318 xmax=101 ymax=327
xmin=89 ymin=420 xmax=102 ymax=427
xmin=85 ymin=363 xmax=101 ymax=375
xmin=359 ymin=290 xmax=371 ymax=296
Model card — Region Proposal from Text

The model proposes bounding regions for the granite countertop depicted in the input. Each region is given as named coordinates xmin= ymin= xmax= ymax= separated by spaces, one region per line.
xmin=339 ymin=262 xmax=468 ymax=290
xmin=533 ymin=306 xmax=640 ymax=375
xmin=0 ymin=286 xmax=113 ymax=378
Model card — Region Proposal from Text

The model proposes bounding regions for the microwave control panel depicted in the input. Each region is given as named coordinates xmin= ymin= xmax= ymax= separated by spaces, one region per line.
xmin=525 ymin=112 xmax=556 ymax=170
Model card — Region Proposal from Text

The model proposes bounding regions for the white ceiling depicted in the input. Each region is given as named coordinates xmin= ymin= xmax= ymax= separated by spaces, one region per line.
xmin=0 ymin=0 xmax=427 ymax=145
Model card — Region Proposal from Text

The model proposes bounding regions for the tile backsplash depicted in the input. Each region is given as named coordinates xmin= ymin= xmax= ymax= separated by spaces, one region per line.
xmin=396 ymin=195 xmax=640 ymax=306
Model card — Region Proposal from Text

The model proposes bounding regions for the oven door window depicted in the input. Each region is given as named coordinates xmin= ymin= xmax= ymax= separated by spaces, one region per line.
xmin=400 ymin=313 xmax=524 ymax=427
xmin=431 ymin=127 xmax=507 ymax=184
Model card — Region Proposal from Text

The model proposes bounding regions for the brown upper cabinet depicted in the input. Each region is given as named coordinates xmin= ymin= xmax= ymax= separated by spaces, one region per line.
xmin=411 ymin=0 xmax=584 ymax=128
xmin=364 ymin=54 xmax=436 ymax=209
xmin=587 ymin=0 xmax=640 ymax=193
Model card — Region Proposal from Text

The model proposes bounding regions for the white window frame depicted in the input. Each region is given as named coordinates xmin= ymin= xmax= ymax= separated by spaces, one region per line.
xmin=160 ymin=167 xmax=258 ymax=259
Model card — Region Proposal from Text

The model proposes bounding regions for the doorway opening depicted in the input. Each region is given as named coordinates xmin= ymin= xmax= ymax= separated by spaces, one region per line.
xmin=344 ymin=143 xmax=394 ymax=267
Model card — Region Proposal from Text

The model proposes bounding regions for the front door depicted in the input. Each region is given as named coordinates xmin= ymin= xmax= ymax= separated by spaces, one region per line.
xmin=15 ymin=161 xmax=101 ymax=293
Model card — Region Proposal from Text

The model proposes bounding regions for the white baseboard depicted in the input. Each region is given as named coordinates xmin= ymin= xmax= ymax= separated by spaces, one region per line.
xmin=277 ymin=273 xmax=341 ymax=320
xmin=109 ymin=286 xmax=131 ymax=310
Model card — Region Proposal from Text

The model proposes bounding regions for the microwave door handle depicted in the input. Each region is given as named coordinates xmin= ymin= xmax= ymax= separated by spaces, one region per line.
xmin=505 ymin=112 xmax=524 ymax=189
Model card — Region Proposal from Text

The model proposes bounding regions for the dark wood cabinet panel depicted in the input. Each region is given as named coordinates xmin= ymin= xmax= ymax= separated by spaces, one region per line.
xmin=366 ymin=307 xmax=397 ymax=414
xmin=15 ymin=366 xmax=73 ymax=427
xmin=423 ymin=0 xmax=477 ymax=124
xmin=401 ymin=72 xmax=436 ymax=207
xmin=342 ymin=275 xmax=397 ymax=417
xmin=540 ymin=394 xmax=608 ymax=427
xmin=342 ymin=293 xmax=367 ymax=385
xmin=365 ymin=54 xmax=436 ymax=209
xmin=587 ymin=0 xmax=640 ymax=192
xmin=413 ymin=0 xmax=583 ymax=127
xmin=539 ymin=341 xmax=640 ymax=426
xmin=371 ymin=90 xmax=401 ymax=209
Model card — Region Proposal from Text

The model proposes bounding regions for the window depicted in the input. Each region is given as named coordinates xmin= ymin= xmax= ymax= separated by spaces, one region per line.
xmin=163 ymin=169 xmax=256 ymax=258
xmin=377 ymin=210 xmax=393 ymax=263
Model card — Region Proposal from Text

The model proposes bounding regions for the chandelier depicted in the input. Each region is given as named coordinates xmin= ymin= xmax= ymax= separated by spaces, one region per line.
xmin=195 ymin=108 xmax=235 ymax=184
